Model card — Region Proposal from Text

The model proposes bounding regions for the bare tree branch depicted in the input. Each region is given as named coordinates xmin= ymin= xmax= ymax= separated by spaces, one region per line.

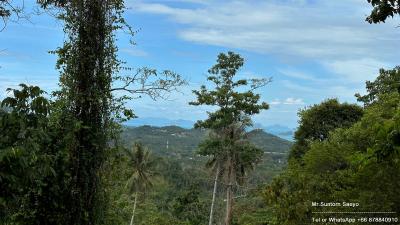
xmin=111 ymin=67 xmax=187 ymax=101
xmin=0 ymin=0 xmax=43 ymax=31
xmin=249 ymin=77 xmax=272 ymax=91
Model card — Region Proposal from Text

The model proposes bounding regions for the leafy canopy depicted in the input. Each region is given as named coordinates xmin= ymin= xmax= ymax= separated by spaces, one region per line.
xmin=366 ymin=0 xmax=400 ymax=23
xmin=265 ymin=67 xmax=400 ymax=225
xmin=0 ymin=84 xmax=70 ymax=225
xmin=190 ymin=51 xmax=270 ymax=130
xmin=290 ymin=98 xmax=363 ymax=160
xmin=190 ymin=51 xmax=270 ymax=172
xmin=355 ymin=66 xmax=400 ymax=106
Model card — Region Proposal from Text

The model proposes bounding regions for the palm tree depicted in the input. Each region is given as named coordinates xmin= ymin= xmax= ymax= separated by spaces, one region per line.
xmin=125 ymin=142 xmax=156 ymax=225
xmin=200 ymin=122 xmax=262 ymax=225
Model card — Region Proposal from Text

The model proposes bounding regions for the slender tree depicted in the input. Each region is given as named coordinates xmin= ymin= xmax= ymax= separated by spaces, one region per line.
xmin=190 ymin=52 xmax=269 ymax=225
xmin=125 ymin=142 xmax=156 ymax=225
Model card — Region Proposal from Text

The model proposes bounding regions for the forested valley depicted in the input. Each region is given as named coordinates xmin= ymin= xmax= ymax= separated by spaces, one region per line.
xmin=1 ymin=1 xmax=399 ymax=225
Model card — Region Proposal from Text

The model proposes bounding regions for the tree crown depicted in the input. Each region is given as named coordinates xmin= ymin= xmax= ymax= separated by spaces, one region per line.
xmin=190 ymin=51 xmax=270 ymax=130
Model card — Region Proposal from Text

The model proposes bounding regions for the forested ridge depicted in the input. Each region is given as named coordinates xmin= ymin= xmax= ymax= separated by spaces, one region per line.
xmin=1 ymin=0 xmax=400 ymax=225
xmin=121 ymin=125 xmax=291 ymax=156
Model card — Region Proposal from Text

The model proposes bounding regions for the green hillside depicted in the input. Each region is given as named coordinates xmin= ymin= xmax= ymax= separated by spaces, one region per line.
xmin=112 ymin=125 xmax=293 ymax=224
xmin=121 ymin=125 xmax=292 ymax=186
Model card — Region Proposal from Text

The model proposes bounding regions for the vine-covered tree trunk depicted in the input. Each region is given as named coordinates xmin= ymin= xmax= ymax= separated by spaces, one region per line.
xmin=69 ymin=1 xmax=109 ymax=224
xmin=40 ymin=0 xmax=115 ymax=224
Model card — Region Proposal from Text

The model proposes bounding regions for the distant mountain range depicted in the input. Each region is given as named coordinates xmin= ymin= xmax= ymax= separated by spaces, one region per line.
xmin=124 ymin=117 xmax=194 ymax=129
xmin=258 ymin=124 xmax=296 ymax=141
xmin=121 ymin=125 xmax=292 ymax=158
xmin=124 ymin=117 xmax=295 ymax=140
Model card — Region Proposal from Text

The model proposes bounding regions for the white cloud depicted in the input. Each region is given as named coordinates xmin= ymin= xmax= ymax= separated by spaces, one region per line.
xmin=157 ymin=0 xmax=211 ymax=4
xmin=132 ymin=1 xmax=399 ymax=59
xmin=278 ymin=68 xmax=316 ymax=81
xmin=283 ymin=97 xmax=304 ymax=105
xmin=323 ymin=58 xmax=389 ymax=83
xmin=121 ymin=48 xmax=149 ymax=57
xmin=131 ymin=0 xmax=400 ymax=83
xmin=268 ymin=97 xmax=304 ymax=105
xmin=270 ymin=99 xmax=281 ymax=105
xmin=281 ymin=80 xmax=315 ymax=93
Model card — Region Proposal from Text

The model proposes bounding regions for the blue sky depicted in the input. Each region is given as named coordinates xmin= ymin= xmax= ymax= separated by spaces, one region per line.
xmin=1 ymin=0 xmax=399 ymax=129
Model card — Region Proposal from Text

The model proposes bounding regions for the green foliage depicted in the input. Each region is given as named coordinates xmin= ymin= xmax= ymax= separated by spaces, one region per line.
xmin=233 ymin=191 xmax=273 ymax=225
xmin=355 ymin=66 xmax=400 ymax=106
xmin=172 ymin=186 xmax=209 ymax=225
xmin=102 ymin=148 xmax=132 ymax=225
xmin=125 ymin=142 xmax=157 ymax=194
xmin=35 ymin=1 xmax=134 ymax=224
xmin=290 ymin=98 xmax=363 ymax=160
xmin=0 ymin=84 xmax=70 ymax=225
xmin=366 ymin=0 xmax=400 ymax=23
xmin=102 ymin=145 xmax=213 ymax=225
xmin=190 ymin=52 xmax=270 ymax=130
xmin=266 ymin=72 xmax=400 ymax=225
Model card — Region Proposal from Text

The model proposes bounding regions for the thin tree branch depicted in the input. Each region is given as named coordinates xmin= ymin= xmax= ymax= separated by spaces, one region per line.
xmin=111 ymin=67 xmax=187 ymax=101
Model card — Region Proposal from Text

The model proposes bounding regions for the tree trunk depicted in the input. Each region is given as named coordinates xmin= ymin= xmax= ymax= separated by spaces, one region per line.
xmin=59 ymin=1 xmax=110 ymax=224
xmin=209 ymin=165 xmax=220 ymax=225
xmin=224 ymin=156 xmax=234 ymax=225
xmin=129 ymin=192 xmax=138 ymax=225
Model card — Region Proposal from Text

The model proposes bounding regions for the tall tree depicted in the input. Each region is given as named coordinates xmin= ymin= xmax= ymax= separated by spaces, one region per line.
xmin=37 ymin=0 xmax=144 ymax=224
xmin=34 ymin=1 xmax=185 ymax=224
xmin=125 ymin=142 xmax=156 ymax=225
xmin=190 ymin=52 xmax=269 ymax=225
xmin=37 ymin=1 xmax=120 ymax=224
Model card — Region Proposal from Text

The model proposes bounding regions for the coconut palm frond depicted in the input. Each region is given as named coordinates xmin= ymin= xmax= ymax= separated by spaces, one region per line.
xmin=125 ymin=142 xmax=157 ymax=195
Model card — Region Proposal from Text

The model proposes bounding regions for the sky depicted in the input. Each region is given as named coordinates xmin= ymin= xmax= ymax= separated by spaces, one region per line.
xmin=0 ymin=0 xmax=399 ymax=129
